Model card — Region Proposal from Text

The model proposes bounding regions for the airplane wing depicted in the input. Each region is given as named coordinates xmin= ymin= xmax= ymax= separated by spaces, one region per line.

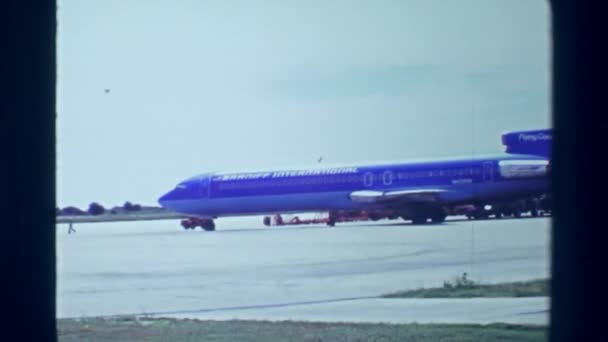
xmin=349 ymin=188 xmax=445 ymax=204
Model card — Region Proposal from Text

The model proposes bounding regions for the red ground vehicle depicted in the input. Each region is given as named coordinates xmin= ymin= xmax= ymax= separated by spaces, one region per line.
xmin=459 ymin=194 xmax=552 ymax=220
xmin=263 ymin=209 xmax=400 ymax=227
xmin=263 ymin=214 xmax=330 ymax=227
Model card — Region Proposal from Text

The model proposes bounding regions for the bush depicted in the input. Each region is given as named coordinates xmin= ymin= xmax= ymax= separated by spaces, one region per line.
xmin=443 ymin=272 xmax=476 ymax=289
xmin=123 ymin=201 xmax=141 ymax=211
xmin=61 ymin=206 xmax=86 ymax=216
xmin=454 ymin=272 xmax=475 ymax=288
xmin=88 ymin=202 xmax=105 ymax=215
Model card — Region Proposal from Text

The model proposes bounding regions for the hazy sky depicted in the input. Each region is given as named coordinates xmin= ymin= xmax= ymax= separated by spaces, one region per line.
xmin=57 ymin=0 xmax=550 ymax=208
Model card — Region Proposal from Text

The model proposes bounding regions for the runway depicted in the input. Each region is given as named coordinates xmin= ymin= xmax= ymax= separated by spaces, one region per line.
xmin=56 ymin=216 xmax=550 ymax=324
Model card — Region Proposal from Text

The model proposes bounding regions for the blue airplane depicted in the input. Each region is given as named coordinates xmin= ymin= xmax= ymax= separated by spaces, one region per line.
xmin=158 ymin=129 xmax=551 ymax=231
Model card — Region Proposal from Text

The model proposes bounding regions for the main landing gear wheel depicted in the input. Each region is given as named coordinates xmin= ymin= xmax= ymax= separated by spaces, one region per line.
xmin=531 ymin=208 xmax=539 ymax=217
xmin=201 ymin=220 xmax=215 ymax=231
xmin=327 ymin=212 xmax=337 ymax=227
xmin=473 ymin=212 xmax=488 ymax=220
xmin=411 ymin=216 xmax=427 ymax=225
xmin=430 ymin=213 xmax=447 ymax=224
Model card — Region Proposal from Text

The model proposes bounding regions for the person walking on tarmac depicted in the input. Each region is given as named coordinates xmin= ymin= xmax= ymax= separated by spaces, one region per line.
xmin=68 ymin=221 xmax=76 ymax=234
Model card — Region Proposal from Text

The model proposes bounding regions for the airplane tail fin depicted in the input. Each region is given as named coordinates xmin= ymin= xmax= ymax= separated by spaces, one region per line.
xmin=502 ymin=129 xmax=552 ymax=158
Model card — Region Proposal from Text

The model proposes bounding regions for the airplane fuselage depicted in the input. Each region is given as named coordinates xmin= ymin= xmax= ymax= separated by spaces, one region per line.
xmin=158 ymin=153 xmax=549 ymax=219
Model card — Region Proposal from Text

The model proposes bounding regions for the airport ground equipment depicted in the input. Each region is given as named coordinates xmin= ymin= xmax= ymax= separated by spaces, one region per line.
xmin=263 ymin=214 xmax=331 ymax=227
xmin=263 ymin=209 xmax=403 ymax=227
xmin=464 ymin=194 xmax=552 ymax=220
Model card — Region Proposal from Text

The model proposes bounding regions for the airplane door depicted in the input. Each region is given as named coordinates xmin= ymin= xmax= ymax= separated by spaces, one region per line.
xmin=482 ymin=161 xmax=494 ymax=182
xmin=363 ymin=172 xmax=374 ymax=187
xmin=200 ymin=176 xmax=209 ymax=198
xmin=383 ymin=170 xmax=393 ymax=186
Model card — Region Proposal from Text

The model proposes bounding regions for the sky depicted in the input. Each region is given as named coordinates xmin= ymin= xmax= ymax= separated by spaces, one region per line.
xmin=57 ymin=0 xmax=550 ymax=208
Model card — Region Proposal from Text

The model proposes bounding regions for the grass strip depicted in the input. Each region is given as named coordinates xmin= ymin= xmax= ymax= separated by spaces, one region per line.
xmin=382 ymin=279 xmax=549 ymax=299
xmin=58 ymin=317 xmax=546 ymax=342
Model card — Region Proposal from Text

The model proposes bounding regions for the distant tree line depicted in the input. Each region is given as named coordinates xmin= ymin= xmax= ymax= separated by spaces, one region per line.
xmin=56 ymin=201 xmax=143 ymax=216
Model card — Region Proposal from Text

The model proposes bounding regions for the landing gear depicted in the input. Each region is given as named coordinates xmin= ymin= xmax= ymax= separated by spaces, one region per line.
xmin=369 ymin=213 xmax=381 ymax=221
xmin=430 ymin=212 xmax=447 ymax=224
xmin=411 ymin=216 xmax=427 ymax=225
xmin=402 ymin=205 xmax=448 ymax=225
xmin=181 ymin=217 xmax=215 ymax=231
xmin=474 ymin=212 xmax=488 ymax=220
xmin=530 ymin=208 xmax=539 ymax=217
xmin=326 ymin=211 xmax=337 ymax=227
xmin=401 ymin=205 xmax=447 ymax=225
xmin=201 ymin=220 xmax=215 ymax=231
xmin=181 ymin=219 xmax=196 ymax=230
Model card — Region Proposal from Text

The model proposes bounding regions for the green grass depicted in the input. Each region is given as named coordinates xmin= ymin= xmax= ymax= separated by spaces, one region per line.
xmin=57 ymin=317 xmax=546 ymax=342
xmin=382 ymin=278 xmax=549 ymax=299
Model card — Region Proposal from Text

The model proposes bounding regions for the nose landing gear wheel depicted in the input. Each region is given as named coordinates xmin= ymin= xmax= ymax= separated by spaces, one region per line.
xmin=201 ymin=221 xmax=215 ymax=231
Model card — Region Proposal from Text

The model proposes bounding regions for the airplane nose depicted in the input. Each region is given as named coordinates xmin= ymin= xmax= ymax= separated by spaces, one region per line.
xmin=158 ymin=190 xmax=174 ymax=207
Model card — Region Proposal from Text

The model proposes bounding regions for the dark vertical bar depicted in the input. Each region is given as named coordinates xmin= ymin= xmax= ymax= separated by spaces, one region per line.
xmin=1 ymin=1 xmax=57 ymax=340
xmin=550 ymin=1 xmax=607 ymax=340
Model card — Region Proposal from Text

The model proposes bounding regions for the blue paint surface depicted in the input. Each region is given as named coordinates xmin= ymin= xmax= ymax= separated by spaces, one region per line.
xmin=159 ymin=132 xmax=551 ymax=218
xmin=502 ymin=129 xmax=551 ymax=158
